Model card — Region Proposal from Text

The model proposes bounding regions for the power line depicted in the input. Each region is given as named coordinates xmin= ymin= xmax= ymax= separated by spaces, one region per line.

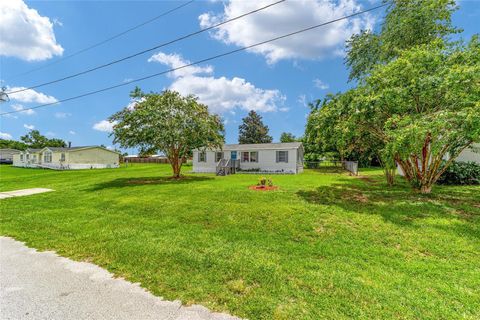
xmin=0 ymin=2 xmax=388 ymax=117
xmin=6 ymin=0 xmax=286 ymax=95
xmin=6 ymin=0 xmax=195 ymax=80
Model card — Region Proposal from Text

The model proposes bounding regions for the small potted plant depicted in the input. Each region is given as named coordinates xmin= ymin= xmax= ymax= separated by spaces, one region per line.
xmin=258 ymin=176 xmax=267 ymax=188
xmin=251 ymin=177 xmax=277 ymax=191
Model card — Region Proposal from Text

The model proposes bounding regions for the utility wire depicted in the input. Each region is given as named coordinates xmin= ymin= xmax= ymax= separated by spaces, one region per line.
xmin=0 ymin=2 xmax=388 ymax=116
xmin=6 ymin=0 xmax=286 ymax=95
xmin=6 ymin=0 xmax=195 ymax=80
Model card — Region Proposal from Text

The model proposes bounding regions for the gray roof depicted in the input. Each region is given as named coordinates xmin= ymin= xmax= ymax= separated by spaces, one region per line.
xmin=196 ymin=142 xmax=303 ymax=151
xmin=44 ymin=146 xmax=95 ymax=152
xmin=20 ymin=146 xmax=120 ymax=154
xmin=0 ymin=148 xmax=21 ymax=153
xmin=42 ymin=146 xmax=121 ymax=154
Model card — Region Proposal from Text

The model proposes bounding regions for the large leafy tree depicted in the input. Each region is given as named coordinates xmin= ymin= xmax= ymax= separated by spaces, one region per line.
xmin=280 ymin=132 xmax=296 ymax=143
xmin=110 ymin=89 xmax=224 ymax=178
xmin=238 ymin=110 xmax=272 ymax=144
xmin=305 ymin=92 xmax=385 ymax=170
xmin=365 ymin=39 xmax=480 ymax=193
xmin=0 ymin=139 xmax=27 ymax=150
xmin=346 ymin=0 xmax=459 ymax=81
xmin=20 ymin=130 xmax=66 ymax=148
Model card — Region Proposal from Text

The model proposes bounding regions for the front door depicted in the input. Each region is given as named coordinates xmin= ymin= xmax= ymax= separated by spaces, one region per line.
xmin=231 ymin=151 xmax=237 ymax=160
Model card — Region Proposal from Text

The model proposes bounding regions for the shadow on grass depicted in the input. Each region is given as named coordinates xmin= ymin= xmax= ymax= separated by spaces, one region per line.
xmin=296 ymin=175 xmax=480 ymax=237
xmin=88 ymin=175 xmax=214 ymax=191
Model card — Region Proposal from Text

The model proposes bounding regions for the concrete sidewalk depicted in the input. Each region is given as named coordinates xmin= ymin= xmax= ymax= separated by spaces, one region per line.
xmin=0 ymin=237 xmax=240 ymax=320
xmin=0 ymin=188 xmax=53 ymax=199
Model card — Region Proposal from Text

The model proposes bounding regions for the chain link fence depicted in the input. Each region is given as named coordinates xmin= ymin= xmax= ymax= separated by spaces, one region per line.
xmin=304 ymin=160 xmax=358 ymax=175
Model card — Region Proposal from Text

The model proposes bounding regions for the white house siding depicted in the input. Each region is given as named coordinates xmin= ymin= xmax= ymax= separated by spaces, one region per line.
xmin=67 ymin=148 xmax=119 ymax=169
xmin=12 ymin=154 xmax=22 ymax=167
xmin=455 ymin=143 xmax=480 ymax=164
xmin=237 ymin=149 xmax=298 ymax=173
xmin=192 ymin=151 xmax=218 ymax=173
xmin=192 ymin=142 xmax=304 ymax=174
xmin=12 ymin=147 xmax=119 ymax=170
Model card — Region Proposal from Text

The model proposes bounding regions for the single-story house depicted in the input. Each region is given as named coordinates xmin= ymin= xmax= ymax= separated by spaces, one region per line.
xmin=13 ymin=146 xmax=120 ymax=170
xmin=455 ymin=143 xmax=480 ymax=164
xmin=0 ymin=148 xmax=21 ymax=164
xmin=192 ymin=142 xmax=304 ymax=174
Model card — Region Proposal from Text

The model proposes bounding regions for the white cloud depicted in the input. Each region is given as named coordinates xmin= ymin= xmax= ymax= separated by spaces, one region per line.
xmin=69 ymin=130 xmax=76 ymax=135
xmin=0 ymin=132 xmax=13 ymax=139
xmin=148 ymin=52 xmax=213 ymax=78
xmin=8 ymin=87 xmax=58 ymax=104
xmin=0 ymin=0 xmax=64 ymax=61
xmin=54 ymin=112 xmax=71 ymax=118
xmin=11 ymin=104 xmax=35 ymax=115
xmin=52 ymin=18 xmax=63 ymax=27
xmin=93 ymin=120 xmax=117 ymax=133
xmin=313 ymin=79 xmax=329 ymax=90
xmin=149 ymin=52 xmax=285 ymax=113
xmin=23 ymin=123 xmax=35 ymax=130
xmin=298 ymin=94 xmax=307 ymax=107
xmin=199 ymin=0 xmax=375 ymax=64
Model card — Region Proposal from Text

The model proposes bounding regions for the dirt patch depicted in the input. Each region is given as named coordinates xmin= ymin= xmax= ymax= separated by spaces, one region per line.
xmin=351 ymin=193 xmax=368 ymax=203
xmin=357 ymin=175 xmax=377 ymax=184
xmin=249 ymin=185 xmax=279 ymax=191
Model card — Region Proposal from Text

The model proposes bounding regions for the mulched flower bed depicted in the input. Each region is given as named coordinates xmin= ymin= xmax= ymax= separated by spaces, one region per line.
xmin=248 ymin=185 xmax=279 ymax=191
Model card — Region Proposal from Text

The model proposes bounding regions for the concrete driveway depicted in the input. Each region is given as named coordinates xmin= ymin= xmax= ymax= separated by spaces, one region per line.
xmin=0 ymin=237 xmax=240 ymax=320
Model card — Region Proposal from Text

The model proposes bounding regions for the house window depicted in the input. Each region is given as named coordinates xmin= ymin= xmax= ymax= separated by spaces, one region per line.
xmin=26 ymin=154 xmax=30 ymax=161
xmin=44 ymin=152 xmax=52 ymax=163
xmin=60 ymin=153 xmax=66 ymax=161
xmin=241 ymin=151 xmax=258 ymax=162
xmin=241 ymin=151 xmax=250 ymax=162
xmin=20 ymin=154 xmax=24 ymax=161
xmin=215 ymin=152 xmax=224 ymax=162
xmin=276 ymin=151 xmax=288 ymax=163
xmin=32 ymin=155 xmax=37 ymax=161
xmin=198 ymin=151 xmax=206 ymax=162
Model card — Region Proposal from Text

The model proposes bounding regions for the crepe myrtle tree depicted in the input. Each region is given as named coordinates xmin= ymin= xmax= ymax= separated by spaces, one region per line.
xmin=366 ymin=38 xmax=480 ymax=193
xmin=110 ymin=88 xmax=224 ymax=178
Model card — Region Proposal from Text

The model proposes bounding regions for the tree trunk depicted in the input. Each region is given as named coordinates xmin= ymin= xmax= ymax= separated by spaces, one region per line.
xmin=384 ymin=167 xmax=395 ymax=186
xmin=379 ymin=156 xmax=395 ymax=186
xmin=171 ymin=158 xmax=181 ymax=178
xmin=420 ymin=184 xmax=432 ymax=194
xmin=167 ymin=148 xmax=182 ymax=179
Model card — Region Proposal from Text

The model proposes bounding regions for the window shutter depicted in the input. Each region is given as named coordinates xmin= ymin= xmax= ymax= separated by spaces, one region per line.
xmin=276 ymin=151 xmax=279 ymax=163
xmin=285 ymin=151 xmax=288 ymax=163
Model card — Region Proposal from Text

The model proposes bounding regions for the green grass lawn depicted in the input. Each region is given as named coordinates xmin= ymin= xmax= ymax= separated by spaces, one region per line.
xmin=1 ymin=164 xmax=479 ymax=319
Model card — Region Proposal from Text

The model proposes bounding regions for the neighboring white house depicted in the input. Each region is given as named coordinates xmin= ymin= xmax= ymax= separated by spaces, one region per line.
xmin=192 ymin=142 xmax=304 ymax=174
xmin=13 ymin=146 xmax=120 ymax=170
xmin=455 ymin=143 xmax=480 ymax=164
xmin=0 ymin=148 xmax=21 ymax=164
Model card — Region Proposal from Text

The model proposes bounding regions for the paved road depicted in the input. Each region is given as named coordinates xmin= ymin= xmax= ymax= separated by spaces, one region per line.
xmin=0 ymin=237 xmax=240 ymax=320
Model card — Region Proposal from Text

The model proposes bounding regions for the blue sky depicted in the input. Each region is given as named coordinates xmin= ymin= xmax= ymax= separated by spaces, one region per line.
xmin=1 ymin=0 xmax=479 ymax=154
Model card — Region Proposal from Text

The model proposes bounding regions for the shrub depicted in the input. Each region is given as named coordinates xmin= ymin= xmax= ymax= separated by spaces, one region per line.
xmin=257 ymin=177 xmax=273 ymax=187
xmin=437 ymin=161 xmax=480 ymax=185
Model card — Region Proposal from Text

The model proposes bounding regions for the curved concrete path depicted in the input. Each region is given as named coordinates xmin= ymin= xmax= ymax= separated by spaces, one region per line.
xmin=0 ymin=237 xmax=240 ymax=320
